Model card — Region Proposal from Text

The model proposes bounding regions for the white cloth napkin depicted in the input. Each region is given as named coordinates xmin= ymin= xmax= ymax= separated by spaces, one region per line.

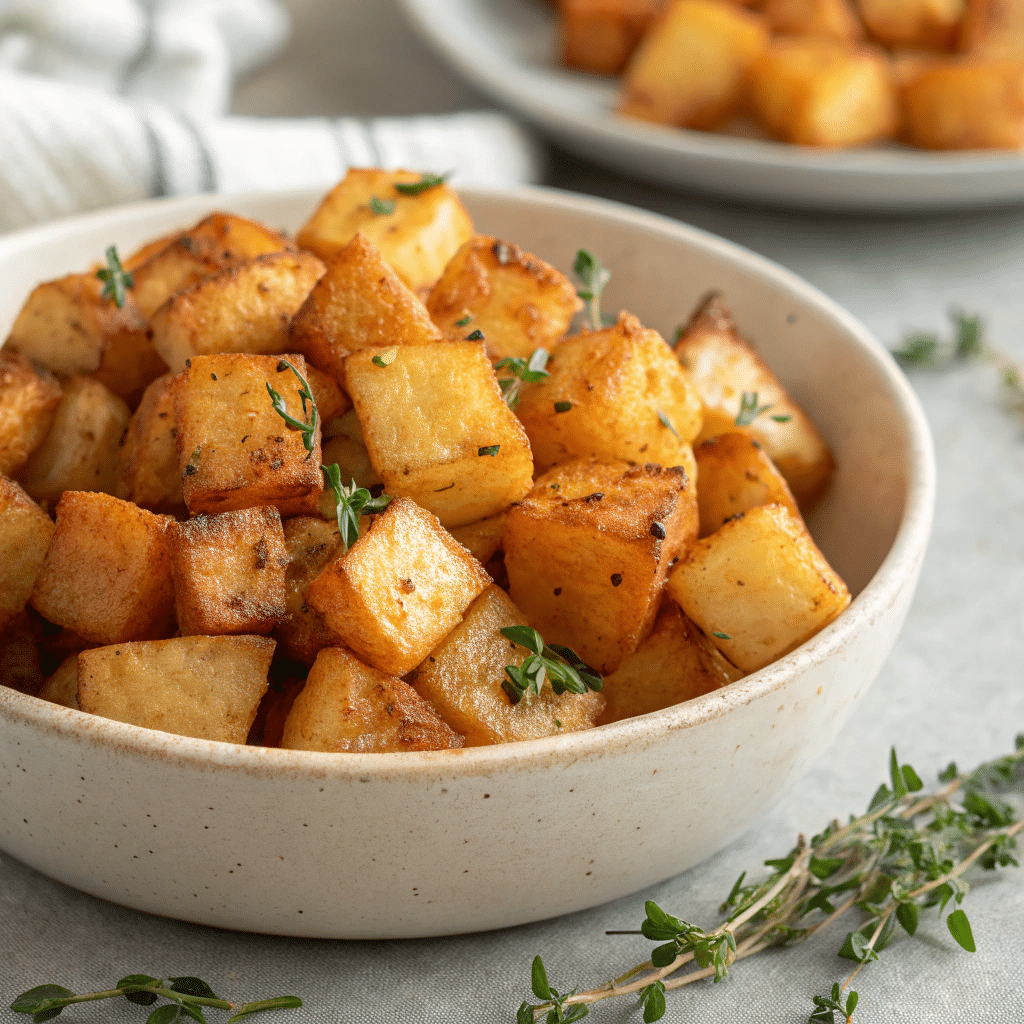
xmin=0 ymin=0 xmax=543 ymax=232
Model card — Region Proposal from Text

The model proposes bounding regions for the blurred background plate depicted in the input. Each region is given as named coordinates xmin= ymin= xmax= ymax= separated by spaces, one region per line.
xmin=398 ymin=0 xmax=1024 ymax=211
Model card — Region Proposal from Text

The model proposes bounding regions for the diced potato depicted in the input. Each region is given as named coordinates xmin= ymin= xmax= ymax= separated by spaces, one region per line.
xmin=77 ymin=635 xmax=274 ymax=743
xmin=900 ymin=60 xmax=1024 ymax=149
xmin=273 ymin=516 xmax=345 ymax=665
xmin=425 ymin=235 xmax=582 ymax=361
xmin=131 ymin=212 xmax=294 ymax=318
xmin=296 ymin=169 xmax=474 ymax=294
xmin=598 ymin=600 xmax=744 ymax=723
xmin=345 ymin=341 xmax=534 ymax=527
xmin=516 ymin=312 xmax=702 ymax=473
xmin=960 ymin=0 xmax=1024 ymax=56
xmin=19 ymin=377 xmax=131 ymax=507
xmin=694 ymin=430 xmax=800 ymax=536
xmin=0 ymin=609 xmax=44 ymax=696
xmin=304 ymin=364 xmax=351 ymax=423
xmin=619 ymin=0 xmax=769 ymax=128
xmin=289 ymin=234 xmax=443 ymax=384
xmin=409 ymin=585 xmax=605 ymax=745
xmin=762 ymin=0 xmax=864 ymax=41
xmin=281 ymin=646 xmax=464 ymax=752
xmin=37 ymin=654 xmax=79 ymax=709
xmin=448 ymin=513 xmax=507 ymax=564
xmin=561 ymin=0 xmax=663 ymax=75
xmin=31 ymin=491 xmax=176 ymax=645
xmin=247 ymin=674 xmax=306 ymax=747
xmin=504 ymin=460 xmax=698 ymax=674
xmin=116 ymin=374 xmax=185 ymax=514
xmin=306 ymin=497 xmax=491 ymax=676
xmin=748 ymin=39 xmax=900 ymax=147
xmin=149 ymin=252 xmax=326 ymax=373
xmin=666 ymin=503 xmax=850 ymax=672
xmin=0 ymin=350 xmax=62 ymax=478
xmin=676 ymin=292 xmax=835 ymax=506
xmin=173 ymin=353 xmax=323 ymax=517
xmin=0 ymin=476 xmax=55 ymax=631
xmin=859 ymin=0 xmax=965 ymax=48
xmin=169 ymin=506 xmax=288 ymax=636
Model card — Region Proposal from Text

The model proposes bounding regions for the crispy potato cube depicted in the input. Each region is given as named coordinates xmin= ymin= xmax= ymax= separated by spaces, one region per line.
xmin=667 ymin=503 xmax=850 ymax=672
xmin=0 ymin=350 xmax=62 ymax=478
xmin=410 ymin=585 xmax=605 ymax=745
xmin=169 ymin=506 xmax=288 ymax=636
xmin=149 ymin=252 xmax=326 ymax=373
xmin=273 ymin=516 xmax=345 ymax=665
xmin=762 ymin=0 xmax=864 ymax=41
xmin=960 ymin=0 xmax=1024 ymax=55
xmin=173 ymin=353 xmax=323 ymax=516
xmin=289 ymin=234 xmax=443 ymax=383
xmin=426 ymin=235 xmax=582 ymax=362
xmin=31 ymin=491 xmax=175 ymax=644
xmin=694 ymin=430 xmax=800 ymax=536
xmin=0 ymin=609 xmax=44 ymax=695
xmin=561 ymin=0 xmax=663 ymax=75
xmin=19 ymin=377 xmax=131 ymax=506
xmin=0 ymin=476 xmax=55 ymax=631
xmin=900 ymin=60 xmax=1024 ymax=148
xmin=116 ymin=374 xmax=185 ymax=514
xmin=345 ymin=341 xmax=534 ymax=527
xmin=598 ymin=601 xmax=744 ymax=723
xmin=748 ymin=39 xmax=900 ymax=147
xmin=281 ymin=646 xmax=464 ymax=752
xmin=516 ymin=312 xmax=702 ymax=473
xmin=77 ymin=635 xmax=274 ymax=743
xmin=676 ymin=292 xmax=835 ymax=506
xmin=306 ymin=497 xmax=491 ymax=676
xmin=619 ymin=0 xmax=769 ymax=128
xmin=296 ymin=169 xmax=474 ymax=294
xmin=37 ymin=654 xmax=80 ymax=709
xmin=505 ymin=460 xmax=698 ymax=674
xmin=131 ymin=212 xmax=294 ymax=318
xmin=448 ymin=513 xmax=507 ymax=564
xmin=304 ymin=364 xmax=351 ymax=423
xmin=860 ymin=0 xmax=965 ymax=48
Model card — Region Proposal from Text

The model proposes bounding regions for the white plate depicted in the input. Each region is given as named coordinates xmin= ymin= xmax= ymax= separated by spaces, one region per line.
xmin=398 ymin=0 xmax=1024 ymax=211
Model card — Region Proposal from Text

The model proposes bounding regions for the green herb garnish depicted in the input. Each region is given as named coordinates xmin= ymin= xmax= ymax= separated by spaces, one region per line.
xmin=573 ymin=250 xmax=612 ymax=332
xmin=369 ymin=196 xmax=395 ymax=215
xmin=734 ymin=391 xmax=777 ymax=427
xmin=478 ymin=445 xmax=500 ymax=457
xmin=711 ymin=630 xmax=731 ymax=640
xmin=372 ymin=347 xmax=398 ymax=368
xmin=554 ymin=401 xmax=572 ymax=414
xmin=96 ymin=245 xmax=133 ymax=308
xmin=496 ymin=348 xmax=550 ymax=409
xmin=657 ymin=410 xmax=680 ymax=439
xmin=500 ymin=625 xmax=602 ymax=705
xmin=466 ymin=329 xmax=485 ymax=342
xmin=394 ymin=172 xmax=449 ymax=196
xmin=455 ymin=315 xmax=473 ymax=327
xmin=265 ymin=360 xmax=317 ymax=458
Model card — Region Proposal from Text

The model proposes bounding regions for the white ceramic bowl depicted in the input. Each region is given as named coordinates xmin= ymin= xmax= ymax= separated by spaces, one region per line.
xmin=0 ymin=186 xmax=934 ymax=938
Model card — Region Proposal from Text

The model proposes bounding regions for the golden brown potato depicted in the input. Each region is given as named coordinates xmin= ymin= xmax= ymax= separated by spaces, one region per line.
xmin=19 ymin=377 xmax=131 ymax=507
xmin=0 ymin=609 xmax=44 ymax=695
xmin=345 ymin=341 xmax=534 ymax=527
xmin=561 ymin=0 xmax=664 ymax=74
xmin=694 ymin=430 xmax=800 ymax=536
xmin=516 ymin=311 xmax=702 ymax=473
xmin=289 ymin=233 xmax=444 ymax=385
xmin=619 ymin=0 xmax=769 ymax=128
xmin=505 ymin=460 xmax=698 ymax=675
xmin=306 ymin=497 xmax=491 ymax=676
xmin=0 ymin=475 xmax=55 ymax=631
xmin=77 ymin=635 xmax=274 ymax=743
xmin=676 ymin=292 xmax=835 ymax=506
xmin=37 ymin=654 xmax=80 ymax=709
xmin=900 ymin=59 xmax=1024 ymax=148
xmin=281 ymin=646 xmax=464 ymax=752
xmin=173 ymin=353 xmax=323 ymax=517
xmin=304 ymin=363 xmax=351 ymax=423
xmin=169 ymin=506 xmax=288 ymax=636
xmin=598 ymin=600 xmax=743 ymax=723
xmin=960 ymin=0 xmax=1024 ymax=55
xmin=860 ymin=0 xmax=965 ymax=48
xmin=409 ymin=585 xmax=605 ymax=745
xmin=297 ymin=169 xmax=474 ymax=294
xmin=426 ymin=235 xmax=582 ymax=362
xmin=31 ymin=491 xmax=176 ymax=645
xmin=748 ymin=39 xmax=900 ymax=147
xmin=448 ymin=513 xmax=507 ymax=564
xmin=666 ymin=503 xmax=850 ymax=672
xmin=762 ymin=0 xmax=864 ymax=40
xmin=0 ymin=350 xmax=62 ymax=478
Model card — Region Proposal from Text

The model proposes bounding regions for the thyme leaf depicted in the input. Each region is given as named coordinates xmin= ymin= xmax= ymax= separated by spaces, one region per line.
xmin=573 ymin=250 xmax=611 ymax=332
xmin=96 ymin=245 xmax=134 ymax=308
xmin=393 ymin=172 xmax=449 ymax=196
xmin=496 ymin=348 xmax=550 ymax=409
xmin=500 ymin=626 xmax=602 ymax=705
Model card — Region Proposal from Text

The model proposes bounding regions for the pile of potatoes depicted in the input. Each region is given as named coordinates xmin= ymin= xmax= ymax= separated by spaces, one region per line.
xmin=0 ymin=169 xmax=849 ymax=754
xmin=559 ymin=0 xmax=1024 ymax=149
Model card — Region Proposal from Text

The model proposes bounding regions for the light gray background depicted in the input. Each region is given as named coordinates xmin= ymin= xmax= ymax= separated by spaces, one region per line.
xmin=4 ymin=1 xmax=1024 ymax=1020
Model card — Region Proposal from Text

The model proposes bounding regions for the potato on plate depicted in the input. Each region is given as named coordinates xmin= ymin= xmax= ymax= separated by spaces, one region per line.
xmin=561 ymin=0 xmax=664 ymax=74
xmin=77 ymin=635 xmax=275 ymax=743
xmin=0 ymin=475 xmax=55 ymax=631
xmin=762 ymin=0 xmax=864 ymax=41
xmin=959 ymin=0 xmax=1024 ymax=55
xmin=0 ymin=350 xmax=62 ymax=478
xmin=410 ymin=585 xmax=605 ymax=745
xmin=281 ymin=646 xmax=464 ymax=752
xmin=447 ymin=512 xmax=507 ymax=564
xmin=666 ymin=503 xmax=850 ymax=672
xmin=859 ymin=0 xmax=965 ymax=49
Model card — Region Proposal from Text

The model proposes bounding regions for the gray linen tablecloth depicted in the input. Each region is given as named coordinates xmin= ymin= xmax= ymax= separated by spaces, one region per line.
xmin=3 ymin=2 xmax=1024 ymax=1020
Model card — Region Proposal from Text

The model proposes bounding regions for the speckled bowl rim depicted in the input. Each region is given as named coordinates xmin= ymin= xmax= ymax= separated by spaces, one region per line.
xmin=0 ymin=184 xmax=936 ymax=779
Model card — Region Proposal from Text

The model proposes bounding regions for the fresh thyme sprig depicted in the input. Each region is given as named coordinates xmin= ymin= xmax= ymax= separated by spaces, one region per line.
xmin=96 ymin=245 xmax=134 ymax=308
xmin=394 ymin=172 xmax=449 ymax=196
xmin=573 ymin=250 xmax=612 ymax=332
xmin=496 ymin=348 xmax=550 ymax=409
xmin=266 ymin=361 xmax=317 ymax=458
xmin=500 ymin=625 xmax=603 ymax=705
xmin=10 ymin=975 xmax=301 ymax=1024
xmin=735 ymin=391 xmax=790 ymax=427
xmin=369 ymin=196 xmax=395 ymax=215
xmin=516 ymin=737 xmax=1024 ymax=1024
